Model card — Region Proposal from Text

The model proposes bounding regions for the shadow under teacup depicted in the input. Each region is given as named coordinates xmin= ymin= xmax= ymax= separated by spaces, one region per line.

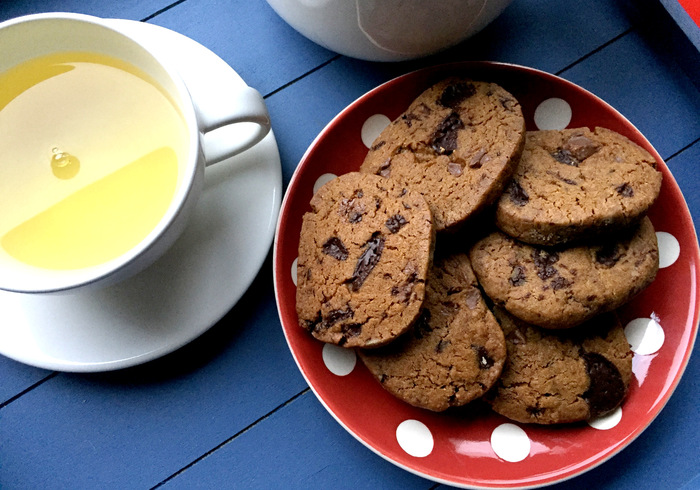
xmin=0 ymin=12 xmax=271 ymax=294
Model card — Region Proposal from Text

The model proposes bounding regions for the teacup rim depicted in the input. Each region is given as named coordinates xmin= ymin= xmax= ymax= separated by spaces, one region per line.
xmin=0 ymin=12 xmax=203 ymax=295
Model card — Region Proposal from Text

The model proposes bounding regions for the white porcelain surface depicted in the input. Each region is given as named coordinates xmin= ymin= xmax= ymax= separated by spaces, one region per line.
xmin=0 ymin=13 xmax=270 ymax=294
xmin=0 ymin=20 xmax=282 ymax=372
xmin=265 ymin=0 xmax=513 ymax=61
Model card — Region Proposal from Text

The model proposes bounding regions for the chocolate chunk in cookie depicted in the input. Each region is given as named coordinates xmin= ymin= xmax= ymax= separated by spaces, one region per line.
xmin=358 ymin=253 xmax=506 ymax=411
xmin=486 ymin=308 xmax=633 ymax=424
xmin=296 ymin=172 xmax=434 ymax=348
xmin=360 ymin=78 xmax=525 ymax=232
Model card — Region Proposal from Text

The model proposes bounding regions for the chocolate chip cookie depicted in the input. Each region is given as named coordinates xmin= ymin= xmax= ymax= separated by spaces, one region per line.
xmin=360 ymin=77 xmax=525 ymax=232
xmin=296 ymin=172 xmax=434 ymax=348
xmin=358 ymin=253 xmax=506 ymax=411
xmin=469 ymin=217 xmax=659 ymax=329
xmin=486 ymin=307 xmax=633 ymax=424
xmin=496 ymin=127 xmax=662 ymax=246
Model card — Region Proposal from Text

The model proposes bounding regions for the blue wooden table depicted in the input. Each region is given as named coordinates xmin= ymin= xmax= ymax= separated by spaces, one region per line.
xmin=1 ymin=0 xmax=699 ymax=488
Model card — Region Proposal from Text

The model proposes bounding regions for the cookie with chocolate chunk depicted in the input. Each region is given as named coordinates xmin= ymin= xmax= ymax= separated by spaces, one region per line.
xmin=360 ymin=78 xmax=525 ymax=232
xmin=486 ymin=307 xmax=633 ymax=424
xmin=469 ymin=217 xmax=659 ymax=329
xmin=496 ymin=127 xmax=662 ymax=246
xmin=358 ymin=253 xmax=506 ymax=411
xmin=296 ymin=172 xmax=434 ymax=348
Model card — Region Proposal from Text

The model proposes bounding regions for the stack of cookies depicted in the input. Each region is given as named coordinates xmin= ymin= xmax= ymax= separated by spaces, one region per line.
xmin=296 ymin=77 xmax=662 ymax=424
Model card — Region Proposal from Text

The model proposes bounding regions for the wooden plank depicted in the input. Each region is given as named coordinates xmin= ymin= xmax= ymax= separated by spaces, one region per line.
xmin=146 ymin=0 xmax=337 ymax=97
xmin=160 ymin=391 xmax=434 ymax=489
xmin=0 ymin=0 xmax=174 ymax=22
xmin=0 ymin=357 xmax=52 ymax=405
xmin=0 ymin=279 xmax=308 ymax=488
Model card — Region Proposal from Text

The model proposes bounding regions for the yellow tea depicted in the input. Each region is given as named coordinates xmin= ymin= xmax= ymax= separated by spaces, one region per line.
xmin=0 ymin=51 xmax=188 ymax=270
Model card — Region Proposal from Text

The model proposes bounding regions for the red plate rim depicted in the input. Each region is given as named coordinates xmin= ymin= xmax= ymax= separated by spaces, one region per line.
xmin=273 ymin=60 xmax=700 ymax=488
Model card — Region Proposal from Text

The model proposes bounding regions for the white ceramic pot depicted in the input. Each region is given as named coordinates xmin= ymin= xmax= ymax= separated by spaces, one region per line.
xmin=266 ymin=0 xmax=513 ymax=61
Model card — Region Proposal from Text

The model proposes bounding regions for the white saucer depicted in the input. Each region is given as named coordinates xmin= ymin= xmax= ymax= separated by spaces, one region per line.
xmin=0 ymin=20 xmax=282 ymax=372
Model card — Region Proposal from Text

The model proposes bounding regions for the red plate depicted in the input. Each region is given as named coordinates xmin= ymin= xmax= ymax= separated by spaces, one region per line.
xmin=273 ymin=61 xmax=700 ymax=488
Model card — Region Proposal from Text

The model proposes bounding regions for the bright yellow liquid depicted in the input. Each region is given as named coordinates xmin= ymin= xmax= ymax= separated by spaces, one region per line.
xmin=0 ymin=52 xmax=188 ymax=270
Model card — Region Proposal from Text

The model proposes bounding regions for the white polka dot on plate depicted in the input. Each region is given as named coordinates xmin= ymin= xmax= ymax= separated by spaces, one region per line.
xmin=588 ymin=407 xmax=623 ymax=430
xmin=313 ymin=173 xmax=337 ymax=195
xmin=322 ymin=343 xmax=356 ymax=376
xmin=291 ymin=257 xmax=298 ymax=286
xmin=631 ymin=353 xmax=654 ymax=384
xmin=533 ymin=98 xmax=572 ymax=130
xmin=624 ymin=317 xmax=665 ymax=355
xmin=361 ymin=114 xmax=391 ymax=148
xmin=396 ymin=419 xmax=434 ymax=457
xmin=490 ymin=423 xmax=530 ymax=462
xmin=656 ymin=232 xmax=680 ymax=268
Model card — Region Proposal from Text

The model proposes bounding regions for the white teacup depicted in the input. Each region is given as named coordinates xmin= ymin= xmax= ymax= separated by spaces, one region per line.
xmin=0 ymin=13 xmax=271 ymax=294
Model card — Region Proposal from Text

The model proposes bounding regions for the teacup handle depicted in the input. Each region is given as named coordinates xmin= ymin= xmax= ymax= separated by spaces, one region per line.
xmin=196 ymin=85 xmax=271 ymax=166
